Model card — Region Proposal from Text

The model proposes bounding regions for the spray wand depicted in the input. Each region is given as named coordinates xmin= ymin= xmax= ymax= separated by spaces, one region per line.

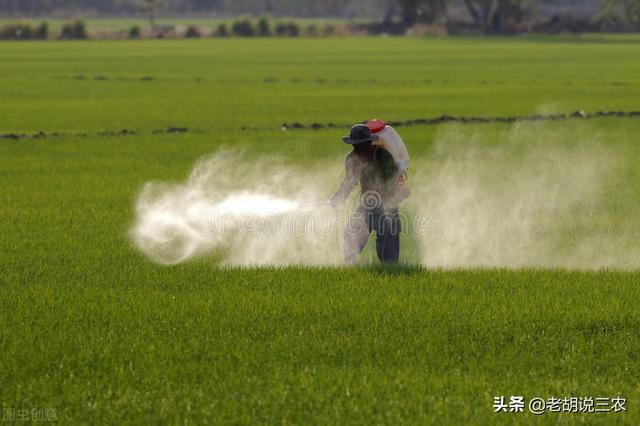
xmin=297 ymin=200 xmax=331 ymax=209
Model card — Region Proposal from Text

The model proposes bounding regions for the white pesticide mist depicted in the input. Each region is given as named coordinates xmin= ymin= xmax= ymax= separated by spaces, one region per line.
xmin=131 ymin=123 xmax=639 ymax=268
xmin=405 ymin=122 xmax=639 ymax=269
xmin=130 ymin=150 xmax=345 ymax=266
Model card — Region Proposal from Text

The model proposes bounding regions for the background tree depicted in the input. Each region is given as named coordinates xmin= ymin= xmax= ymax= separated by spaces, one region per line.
xmin=462 ymin=0 xmax=536 ymax=32
xmin=396 ymin=0 xmax=447 ymax=26
xmin=599 ymin=0 xmax=640 ymax=25
xmin=139 ymin=0 xmax=163 ymax=28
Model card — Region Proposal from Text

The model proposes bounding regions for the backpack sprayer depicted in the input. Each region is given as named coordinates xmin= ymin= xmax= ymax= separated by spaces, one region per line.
xmin=366 ymin=119 xmax=410 ymax=175
xmin=366 ymin=119 xmax=411 ymax=201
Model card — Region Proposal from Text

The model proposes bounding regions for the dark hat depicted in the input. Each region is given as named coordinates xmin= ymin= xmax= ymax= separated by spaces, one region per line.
xmin=342 ymin=124 xmax=379 ymax=145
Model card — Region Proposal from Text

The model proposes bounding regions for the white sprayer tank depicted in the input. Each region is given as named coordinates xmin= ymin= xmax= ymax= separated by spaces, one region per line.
xmin=367 ymin=119 xmax=409 ymax=176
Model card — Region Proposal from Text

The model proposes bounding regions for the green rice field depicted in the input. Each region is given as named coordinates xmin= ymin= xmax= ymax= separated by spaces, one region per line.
xmin=1 ymin=36 xmax=640 ymax=424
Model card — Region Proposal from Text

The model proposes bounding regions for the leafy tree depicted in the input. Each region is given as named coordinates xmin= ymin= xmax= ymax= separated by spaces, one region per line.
xmin=185 ymin=25 xmax=201 ymax=37
xmin=396 ymin=0 xmax=447 ymax=26
xmin=257 ymin=16 xmax=271 ymax=36
xmin=138 ymin=0 xmax=163 ymax=29
xmin=231 ymin=18 xmax=255 ymax=36
xmin=599 ymin=0 xmax=640 ymax=25
xmin=60 ymin=19 xmax=87 ymax=39
xmin=462 ymin=0 xmax=536 ymax=32
xmin=129 ymin=25 xmax=141 ymax=38
xmin=215 ymin=23 xmax=229 ymax=37
xmin=275 ymin=21 xmax=300 ymax=36
xmin=35 ymin=21 xmax=47 ymax=39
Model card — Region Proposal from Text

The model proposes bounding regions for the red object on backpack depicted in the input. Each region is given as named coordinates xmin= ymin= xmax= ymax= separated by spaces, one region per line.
xmin=366 ymin=119 xmax=386 ymax=134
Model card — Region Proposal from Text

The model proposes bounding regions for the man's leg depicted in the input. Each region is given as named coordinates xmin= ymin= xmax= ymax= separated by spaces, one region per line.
xmin=375 ymin=210 xmax=400 ymax=264
xmin=343 ymin=207 xmax=371 ymax=264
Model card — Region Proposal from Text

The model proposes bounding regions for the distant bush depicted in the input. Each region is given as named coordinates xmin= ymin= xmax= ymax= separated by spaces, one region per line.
xmin=60 ymin=24 xmax=72 ymax=39
xmin=153 ymin=25 xmax=175 ymax=39
xmin=323 ymin=23 xmax=336 ymax=36
xmin=275 ymin=23 xmax=286 ymax=36
xmin=74 ymin=20 xmax=87 ymax=39
xmin=215 ymin=23 xmax=229 ymax=37
xmin=257 ymin=17 xmax=271 ymax=36
xmin=0 ymin=24 xmax=30 ymax=40
xmin=60 ymin=19 xmax=87 ymax=39
xmin=232 ymin=18 xmax=255 ymax=37
xmin=306 ymin=23 xmax=318 ymax=37
xmin=275 ymin=22 xmax=299 ymax=37
xmin=185 ymin=25 xmax=201 ymax=38
xmin=35 ymin=22 xmax=48 ymax=39
xmin=129 ymin=25 xmax=140 ymax=39
xmin=0 ymin=22 xmax=48 ymax=40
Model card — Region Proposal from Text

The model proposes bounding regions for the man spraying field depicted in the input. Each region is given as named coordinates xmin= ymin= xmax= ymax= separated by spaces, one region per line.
xmin=330 ymin=119 xmax=410 ymax=264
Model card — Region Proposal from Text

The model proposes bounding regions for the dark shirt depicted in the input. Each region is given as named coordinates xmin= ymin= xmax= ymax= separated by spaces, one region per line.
xmin=334 ymin=147 xmax=399 ymax=210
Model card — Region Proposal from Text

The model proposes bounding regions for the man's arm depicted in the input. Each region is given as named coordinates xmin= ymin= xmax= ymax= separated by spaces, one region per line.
xmin=330 ymin=152 xmax=358 ymax=208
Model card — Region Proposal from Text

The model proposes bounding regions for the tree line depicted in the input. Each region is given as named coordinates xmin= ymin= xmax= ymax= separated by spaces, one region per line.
xmin=394 ymin=0 xmax=639 ymax=32
xmin=1 ymin=0 xmax=362 ymax=17
xmin=0 ymin=1 xmax=638 ymax=33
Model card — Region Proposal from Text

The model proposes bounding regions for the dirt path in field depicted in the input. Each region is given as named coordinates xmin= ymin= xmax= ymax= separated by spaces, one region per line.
xmin=274 ymin=109 xmax=640 ymax=131
xmin=0 ymin=127 xmax=189 ymax=140
xmin=2 ymin=110 xmax=638 ymax=141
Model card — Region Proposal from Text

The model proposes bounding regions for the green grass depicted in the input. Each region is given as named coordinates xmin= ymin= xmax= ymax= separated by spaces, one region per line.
xmin=3 ymin=268 xmax=640 ymax=424
xmin=1 ymin=36 xmax=640 ymax=424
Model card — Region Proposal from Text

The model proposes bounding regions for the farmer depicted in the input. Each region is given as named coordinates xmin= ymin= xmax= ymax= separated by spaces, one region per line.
xmin=330 ymin=121 xmax=410 ymax=264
